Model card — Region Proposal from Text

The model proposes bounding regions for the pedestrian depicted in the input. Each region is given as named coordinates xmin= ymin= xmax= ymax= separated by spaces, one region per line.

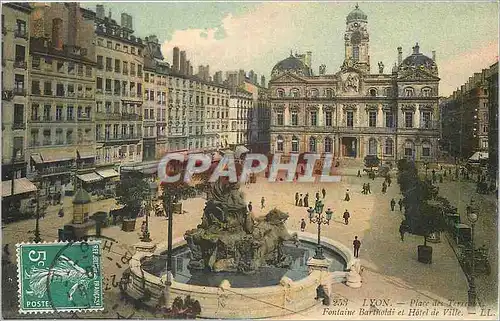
xmin=316 ymin=192 xmax=320 ymax=200
xmin=432 ymin=169 xmax=436 ymax=183
xmin=321 ymin=188 xmax=326 ymax=199
xmin=141 ymin=221 xmax=147 ymax=234
xmin=398 ymin=199 xmax=403 ymax=211
xmin=295 ymin=192 xmax=299 ymax=206
xmin=439 ymin=174 xmax=443 ymax=183
xmin=344 ymin=189 xmax=350 ymax=202
xmin=261 ymin=197 xmax=265 ymax=209
xmin=248 ymin=201 xmax=253 ymax=212
xmin=304 ymin=193 xmax=309 ymax=208
xmin=357 ymin=170 xmax=361 ymax=177
xmin=58 ymin=206 xmax=65 ymax=218
xmin=362 ymin=183 xmax=366 ymax=195
xmin=300 ymin=219 xmax=306 ymax=232
xmin=343 ymin=209 xmax=350 ymax=225
xmin=382 ymin=181 xmax=387 ymax=194
xmin=390 ymin=198 xmax=396 ymax=211
xmin=353 ymin=236 xmax=361 ymax=258
xmin=298 ymin=195 xmax=303 ymax=207
xmin=399 ymin=224 xmax=406 ymax=242
xmin=367 ymin=183 xmax=371 ymax=194
xmin=387 ymin=177 xmax=392 ymax=187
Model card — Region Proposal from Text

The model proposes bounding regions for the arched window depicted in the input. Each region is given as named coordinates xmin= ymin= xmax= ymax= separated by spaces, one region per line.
xmin=292 ymin=136 xmax=299 ymax=152
xmin=325 ymin=88 xmax=333 ymax=98
xmin=324 ymin=137 xmax=333 ymax=153
xmin=309 ymin=137 xmax=317 ymax=153
xmin=310 ymin=89 xmax=319 ymax=98
xmin=384 ymin=138 xmax=393 ymax=155
xmin=421 ymin=87 xmax=432 ymax=97
xmin=291 ymin=88 xmax=300 ymax=98
xmin=404 ymin=140 xmax=415 ymax=158
xmin=368 ymin=138 xmax=377 ymax=155
xmin=422 ymin=141 xmax=431 ymax=157
xmin=384 ymin=87 xmax=391 ymax=97
xmin=404 ymin=87 xmax=414 ymax=97
xmin=353 ymin=46 xmax=359 ymax=61
xmin=369 ymin=88 xmax=377 ymax=97
xmin=277 ymin=89 xmax=284 ymax=98
xmin=276 ymin=135 xmax=284 ymax=152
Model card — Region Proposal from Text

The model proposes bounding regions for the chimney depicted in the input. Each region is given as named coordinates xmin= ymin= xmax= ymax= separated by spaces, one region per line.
xmin=67 ymin=3 xmax=79 ymax=48
xmin=198 ymin=65 xmax=204 ymax=77
xmin=172 ymin=47 xmax=180 ymax=73
xmin=180 ymin=51 xmax=186 ymax=75
xmin=432 ymin=50 xmax=436 ymax=61
xmin=397 ymin=47 xmax=402 ymax=65
xmin=261 ymin=75 xmax=266 ymax=88
xmin=186 ymin=60 xmax=191 ymax=76
xmin=52 ymin=18 xmax=63 ymax=50
xmin=189 ymin=65 xmax=193 ymax=76
xmin=96 ymin=5 xmax=105 ymax=19
xmin=305 ymin=51 xmax=312 ymax=68
xmin=412 ymin=43 xmax=420 ymax=54
xmin=205 ymin=65 xmax=210 ymax=81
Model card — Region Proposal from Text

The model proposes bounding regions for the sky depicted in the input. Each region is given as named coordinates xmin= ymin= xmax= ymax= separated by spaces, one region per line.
xmin=82 ymin=1 xmax=499 ymax=96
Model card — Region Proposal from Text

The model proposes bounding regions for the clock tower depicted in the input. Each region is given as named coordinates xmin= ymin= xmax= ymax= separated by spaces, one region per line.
xmin=343 ymin=4 xmax=370 ymax=73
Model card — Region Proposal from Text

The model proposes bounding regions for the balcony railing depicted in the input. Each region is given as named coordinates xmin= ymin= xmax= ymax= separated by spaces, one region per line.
xmin=95 ymin=112 xmax=121 ymax=121
xmin=14 ymin=30 xmax=28 ymax=39
xmin=97 ymin=134 xmax=141 ymax=142
xmin=44 ymin=90 xmax=53 ymax=96
xmin=13 ymin=88 xmax=27 ymax=96
xmin=40 ymin=166 xmax=73 ymax=176
xmin=121 ymin=113 xmax=142 ymax=121
xmin=77 ymin=115 xmax=91 ymax=121
xmin=12 ymin=122 xmax=25 ymax=130
xmin=14 ymin=60 xmax=27 ymax=69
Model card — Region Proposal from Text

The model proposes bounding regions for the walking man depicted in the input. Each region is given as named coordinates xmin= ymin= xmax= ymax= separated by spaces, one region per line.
xmin=248 ymin=202 xmax=253 ymax=212
xmin=382 ymin=181 xmax=387 ymax=194
xmin=321 ymin=188 xmax=326 ymax=199
xmin=261 ymin=197 xmax=265 ymax=209
xmin=367 ymin=183 xmax=371 ymax=194
xmin=357 ymin=170 xmax=361 ymax=177
xmin=343 ymin=209 xmax=350 ymax=225
xmin=316 ymin=192 xmax=320 ymax=201
xmin=390 ymin=198 xmax=396 ymax=211
xmin=304 ymin=193 xmax=309 ymax=207
xmin=362 ymin=183 xmax=367 ymax=195
xmin=353 ymin=236 xmax=361 ymax=258
xmin=295 ymin=192 xmax=299 ymax=206
xmin=398 ymin=199 xmax=403 ymax=211
xmin=298 ymin=194 xmax=303 ymax=207
xmin=300 ymin=219 xmax=306 ymax=232
xmin=344 ymin=189 xmax=350 ymax=202
xmin=399 ymin=223 xmax=406 ymax=242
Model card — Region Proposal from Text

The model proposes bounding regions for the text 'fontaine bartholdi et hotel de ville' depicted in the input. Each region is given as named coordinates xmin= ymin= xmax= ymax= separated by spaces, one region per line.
xmin=269 ymin=5 xmax=440 ymax=164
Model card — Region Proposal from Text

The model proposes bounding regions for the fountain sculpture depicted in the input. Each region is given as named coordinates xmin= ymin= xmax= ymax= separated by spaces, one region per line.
xmin=184 ymin=177 xmax=299 ymax=273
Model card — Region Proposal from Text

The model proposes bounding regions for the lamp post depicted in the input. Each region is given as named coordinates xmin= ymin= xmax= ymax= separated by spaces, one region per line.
xmin=466 ymin=199 xmax=478 ymax=312
xmin=141 ymin=181 xmax=158 ymax=242
xmin=32 ymin=170 xmax=44 ymax=243
xmin=308 ymin=199 xmax=332 ymax=260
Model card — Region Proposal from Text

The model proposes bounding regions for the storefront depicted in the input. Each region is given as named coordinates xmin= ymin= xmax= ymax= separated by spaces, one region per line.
xmin=30 ymin=152 xmax=74 ymax=202
xmin=2 ymin=178 xmax=38 ymax=222
xmin=95 ymin=168 xmax=120 ymax=196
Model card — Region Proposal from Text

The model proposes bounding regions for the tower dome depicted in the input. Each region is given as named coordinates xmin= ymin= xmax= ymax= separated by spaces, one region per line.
xmin=271 ymin=53 xmax=312 ymax=78
xmin=347 ymin=4 xmax=367 ymax=23
xmin=398 ymin=43 xmax=438 ymax=76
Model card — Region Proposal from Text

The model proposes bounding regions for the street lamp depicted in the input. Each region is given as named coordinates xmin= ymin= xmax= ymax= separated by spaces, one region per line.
xmin=466 ymin=199 xmax=479 ymax=312
xmin=308 ymin=199 xmax=331 ymax=260
xmin=141 ymin=181 xmax=158 ymax=242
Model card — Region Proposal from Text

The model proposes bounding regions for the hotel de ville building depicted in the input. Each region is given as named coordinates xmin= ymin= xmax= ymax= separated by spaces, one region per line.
xmin=268 ymin=5 xmax=440 ymax=165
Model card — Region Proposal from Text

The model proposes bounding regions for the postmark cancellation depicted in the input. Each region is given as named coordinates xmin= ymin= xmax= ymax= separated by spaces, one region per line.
xmin=16 ymin=241 xmax=104 ymax=314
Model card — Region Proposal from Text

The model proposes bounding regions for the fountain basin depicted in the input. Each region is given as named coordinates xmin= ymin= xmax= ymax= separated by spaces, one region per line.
xmin=127 ymin=232 xmax=355 ymax=319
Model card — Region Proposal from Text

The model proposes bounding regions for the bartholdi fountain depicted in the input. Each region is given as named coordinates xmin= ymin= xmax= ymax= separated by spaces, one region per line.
xmin=126 ymin=177 xmax=357 ymax=319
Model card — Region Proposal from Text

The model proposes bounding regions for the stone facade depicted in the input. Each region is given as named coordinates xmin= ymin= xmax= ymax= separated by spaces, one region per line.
xmin=228 ymin=88 xmax=252 ymax=146
xmin=487 ymin=62 xmax=498 ymax=185
xmin=1 ymin=3 xmax=32 ymax=180
xmin=27 ymin=3 xmax=97 ymax=197
xmin=269 ymin=5 xmax=440 ymax=164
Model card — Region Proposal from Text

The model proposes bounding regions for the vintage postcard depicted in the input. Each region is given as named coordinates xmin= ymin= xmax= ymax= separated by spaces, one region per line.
xmin=1 ymin=1 xmax=498 ymax=320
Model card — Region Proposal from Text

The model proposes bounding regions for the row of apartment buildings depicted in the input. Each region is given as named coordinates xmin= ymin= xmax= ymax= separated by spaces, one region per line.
xmin=1 ymin=3 xmax=269 ymax=199
xmin=440 ymin=62 xmax=499 ymax=181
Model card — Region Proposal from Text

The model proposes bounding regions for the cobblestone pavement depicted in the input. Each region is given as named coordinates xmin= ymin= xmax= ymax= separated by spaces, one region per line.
xmin=2 ymin=165 xmax=496 ymax=319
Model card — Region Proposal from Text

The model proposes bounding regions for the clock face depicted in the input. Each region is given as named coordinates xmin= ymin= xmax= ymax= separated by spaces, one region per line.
xmin=351 ymin=31 xmax=362 ymax=45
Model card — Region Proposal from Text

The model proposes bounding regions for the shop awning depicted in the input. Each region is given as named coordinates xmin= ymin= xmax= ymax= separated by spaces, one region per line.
xmin=41 ymin=151 xmax=75 ymax=163
xmin=77 ymin=148 xmax=96 ymax=159
xmin=96 ymin=169 xmax=120 ymax=179
xmin=31 ymin=154 xmax=43 ymax=164
xmin=76 ymin=172 xmax=103 ymax=183
xmin=2 ymin=178 xmax=37 ymax=197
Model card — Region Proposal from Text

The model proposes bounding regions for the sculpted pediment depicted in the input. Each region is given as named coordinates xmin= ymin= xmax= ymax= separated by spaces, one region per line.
xmin=397 ymin=68 xmax=440 ymax=81
xmin=272 ymin=72 xmax=307 ymax=83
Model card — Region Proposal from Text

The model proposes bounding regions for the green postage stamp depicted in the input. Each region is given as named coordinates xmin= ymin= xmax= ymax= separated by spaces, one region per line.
xmin=16 ymin=241 xmax=104 ymax=314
